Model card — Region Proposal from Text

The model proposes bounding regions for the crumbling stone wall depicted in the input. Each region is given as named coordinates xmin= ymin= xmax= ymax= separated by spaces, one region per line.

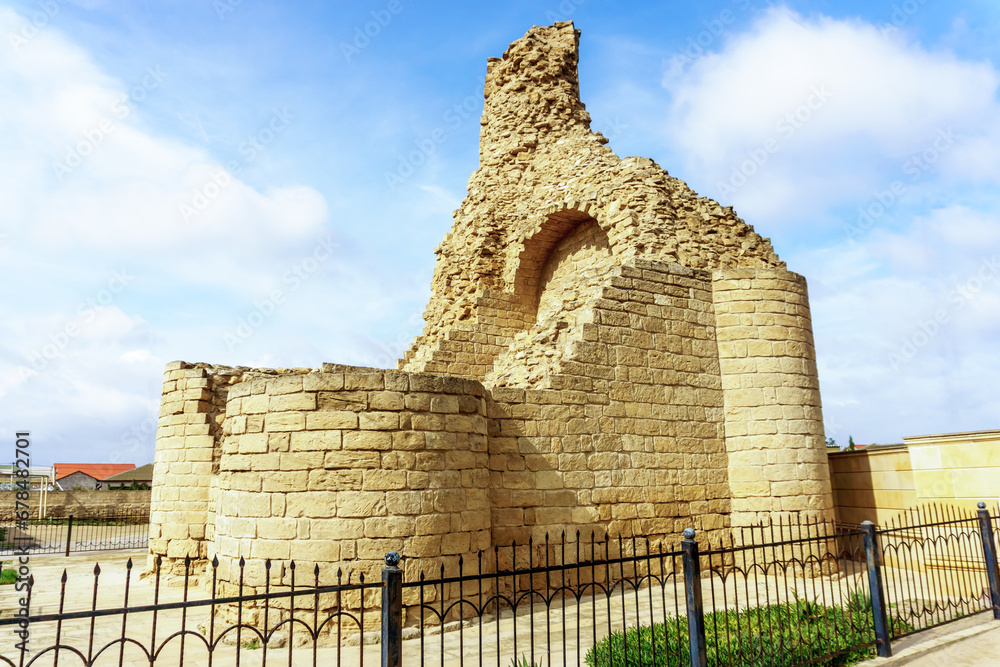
xmin=535 ymin=218 xmax=613 ymax=321
xmin=488 ymin=257 xmax=731 ymax=545
xmin=148 ymin=20 xmax=833 ymax=615
xmin=149 ymin=362 xmax=312 ymax=574
xmin=149 ymin=362 xmax=226 ymax=568
xmin=402 ymin=22 xmax=783 ymax=371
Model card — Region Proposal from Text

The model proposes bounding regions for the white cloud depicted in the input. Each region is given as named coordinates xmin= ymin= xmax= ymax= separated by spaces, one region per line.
xmin=0 ymin=7 xmax=330 ymax=287
xmin=0 ymin=303 xmax=164 ymax=465
xmin=121 ymin=349 xmax=153 ymax=364
xmin=0 ymin=7 xmax=342 ymax=463
xmin=806 ymin=205 xmax=1000 ymax=445
xmin=662 ymin=6 xmax=1000 ymax=222
xmin=653 ymin=6 xmax=1000 ymax=444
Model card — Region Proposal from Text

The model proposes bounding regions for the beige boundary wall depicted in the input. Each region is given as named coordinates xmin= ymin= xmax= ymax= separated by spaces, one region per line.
xmin=827 ymin=445 xmax=916 ymax=525
xmin=827 ymin=430 xmax=1000 ymax=524
xmin=0 ymin=489 xmax=151 ymax=520
xmin=905 ymin=430 xmax=1000 ymax=508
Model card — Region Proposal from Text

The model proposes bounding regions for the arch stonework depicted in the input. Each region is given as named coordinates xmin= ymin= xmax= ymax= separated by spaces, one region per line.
xmin=511 ymin=206 xmax=614 ymax=316
xmin=147 ymin=21 xmax=834 ymax=616
xmin=535 ymin=217 xmax=612 ymax=322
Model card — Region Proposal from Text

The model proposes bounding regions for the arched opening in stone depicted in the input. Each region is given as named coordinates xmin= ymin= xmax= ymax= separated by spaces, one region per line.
xmin=512 ymin=208 xmax=614 ymax=324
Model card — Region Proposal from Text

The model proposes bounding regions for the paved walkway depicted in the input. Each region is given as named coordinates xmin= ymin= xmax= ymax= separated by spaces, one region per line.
xmin=855 ymin=611 xmax=1000 ymax=667
xmin=2 ymin=550 xmax=997 ymax=666
xmin=903 ymin=625 xmax=1000 ymax=667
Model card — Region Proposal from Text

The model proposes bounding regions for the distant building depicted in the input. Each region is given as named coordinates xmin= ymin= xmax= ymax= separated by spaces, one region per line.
xmin=54 ymin=463 xmax=136 ymax=490
xmin=103 ymin=463 xmax=154 ymax=490
xmin=1 ymin=465 xmax=54 ymax=489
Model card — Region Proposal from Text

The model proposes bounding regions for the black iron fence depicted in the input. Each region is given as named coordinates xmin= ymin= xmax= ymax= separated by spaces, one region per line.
xmin=0 ymin=503 xmax=998 ymax=666
xmin=405 ymin=533 xmax=687 ymax=667
xmin=876 ymin=503 xmax=1000 ymax=641
xmin=696 ymin=519 xmax=874 ymax=666
xmin=0 ymin=510 xmax=149 ymax=556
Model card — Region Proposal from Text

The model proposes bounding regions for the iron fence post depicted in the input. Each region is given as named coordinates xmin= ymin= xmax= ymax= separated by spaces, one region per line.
xmin=64 ymin=515 xmax=74 ymax=557
xmin=862 ymin=521 xmax=892 ymax=657
xmin=681 ymin=528 xmax=707 ymax=667
xmin=382 ymin=551 xmax=403 ymax=667
xmin=975 ymin=502 xmax=1000 ymax=620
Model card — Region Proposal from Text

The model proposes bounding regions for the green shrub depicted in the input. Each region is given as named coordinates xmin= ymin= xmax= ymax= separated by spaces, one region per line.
xmin=510 ymin=655 xmax=542 ymax=667
xmin=846 ymin=590 xmax=871 ymax=613
xmin=585 ymin=601 xmax=883 ymax=667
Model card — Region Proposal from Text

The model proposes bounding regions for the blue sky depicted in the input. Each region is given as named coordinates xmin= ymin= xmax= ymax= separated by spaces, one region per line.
xmin=1 ymin=0 xmax=998 ymax=466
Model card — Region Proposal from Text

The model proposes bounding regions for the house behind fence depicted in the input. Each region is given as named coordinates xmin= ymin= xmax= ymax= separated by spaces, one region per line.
xmin=53 ymin=463 xmax=137 ymax=490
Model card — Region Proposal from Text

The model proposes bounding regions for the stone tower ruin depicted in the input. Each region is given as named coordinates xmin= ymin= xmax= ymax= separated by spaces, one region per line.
xmin=148 ymin=21 xmax=834 ymax=593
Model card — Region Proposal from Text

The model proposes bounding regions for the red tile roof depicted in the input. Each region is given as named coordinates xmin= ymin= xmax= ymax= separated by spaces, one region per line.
xmin=54 ymin=463 xmax=136 ymax=481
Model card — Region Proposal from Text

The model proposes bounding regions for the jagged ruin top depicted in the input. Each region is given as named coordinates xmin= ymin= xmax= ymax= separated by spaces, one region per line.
xmin=418 ymin=21 xmax=784 ymax=340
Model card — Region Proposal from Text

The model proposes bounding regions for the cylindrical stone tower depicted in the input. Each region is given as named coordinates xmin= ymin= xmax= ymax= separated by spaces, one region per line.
xmin=147 ymin=363 xmax=232 ymax=575
xmin=712 ymin=268 xmax=834 ymax=529
xmin=212 ymin=366 xmax=492 ymax=629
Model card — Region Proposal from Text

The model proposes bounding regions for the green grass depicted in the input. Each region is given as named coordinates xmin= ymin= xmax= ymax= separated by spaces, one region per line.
xmin=845 ymin=590 xmax=871 ymax=613
xmin=585 ymin=597 xmax=906 ymax=667
xmin=0 ymin=564 xmax=17 ymax=585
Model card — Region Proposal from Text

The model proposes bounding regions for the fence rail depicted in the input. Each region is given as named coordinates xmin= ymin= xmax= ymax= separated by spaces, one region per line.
xmin=876 ymin=504 xmax=997 ymax=641
xmin=697 ymin=519 xmax=877 ymax=665
xmin=404 ymin=533 xmax=686 ymax=667
xmin=0 ymin=510 xmax=149 ymax=556
xmin=1 ymin=503 xmax=998 ymax=666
